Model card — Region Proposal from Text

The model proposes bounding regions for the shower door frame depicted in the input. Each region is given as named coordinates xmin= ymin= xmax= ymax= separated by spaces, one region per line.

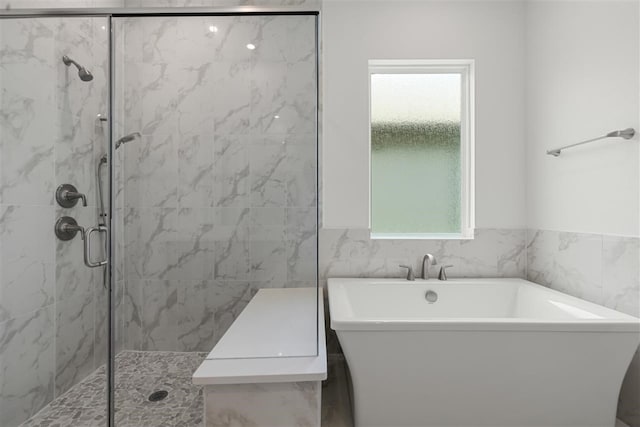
xmin=0 ymin=7 xmax=320 ymax=427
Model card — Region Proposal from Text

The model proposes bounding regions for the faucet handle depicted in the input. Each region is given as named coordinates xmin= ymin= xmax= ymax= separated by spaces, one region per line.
xmin=399 ymin=265 xmax=415 ymax=281
xmin=56 ymin=184 xmax=88 ymax=207
xmin=438 ymin=265 xmax=453 ymax=281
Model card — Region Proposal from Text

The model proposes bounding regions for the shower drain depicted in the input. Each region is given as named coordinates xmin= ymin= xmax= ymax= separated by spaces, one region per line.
xmin=148 ymin=390 xmax=169 ymax=402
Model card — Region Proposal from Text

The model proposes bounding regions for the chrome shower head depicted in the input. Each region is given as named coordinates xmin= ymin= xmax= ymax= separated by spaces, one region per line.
xmin=62 ymin=55 xmax=93 ymax=82
xmin=115 ymin=132 xmax=141 ymax=150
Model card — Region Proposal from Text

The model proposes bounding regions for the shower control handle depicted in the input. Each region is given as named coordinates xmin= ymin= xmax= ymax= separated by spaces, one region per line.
xmin=56 ymin=184 xmax=87 ymax=207
xmin=55 ymin=216 xmax=85 ymax=241
xmin=84 ymin=225 xmax=108 ymax=268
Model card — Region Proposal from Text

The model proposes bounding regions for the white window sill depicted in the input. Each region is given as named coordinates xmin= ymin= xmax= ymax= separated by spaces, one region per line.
xmin=370 ymin=232 xmax=474 ymax=240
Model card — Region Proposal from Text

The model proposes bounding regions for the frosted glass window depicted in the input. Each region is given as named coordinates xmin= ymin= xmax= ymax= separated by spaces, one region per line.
xmin=369 ymin=60 xmax=474 ymax=238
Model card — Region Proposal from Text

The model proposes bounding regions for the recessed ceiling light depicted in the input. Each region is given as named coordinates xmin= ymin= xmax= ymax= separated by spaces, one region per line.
xmin=274 ymin=115 xmax=280 ymax=119
xmin=209 ymin=25 xmax=218 ymax=33
xmin=246 ymin=43 xmax=256 ymax=50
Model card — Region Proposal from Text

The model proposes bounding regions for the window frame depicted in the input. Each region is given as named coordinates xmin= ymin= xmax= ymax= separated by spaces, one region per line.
xmin=368 ymin=59 xmax=475 ymax=240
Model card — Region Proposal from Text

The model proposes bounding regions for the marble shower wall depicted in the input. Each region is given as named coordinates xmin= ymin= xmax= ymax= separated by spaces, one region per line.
xmin=115 ymin=15 xmax=318 ymax=354
xmin=0 ymin=17 xmax=109 ymax=427
xmin=526 ymin=229 xmax=640 ymax=426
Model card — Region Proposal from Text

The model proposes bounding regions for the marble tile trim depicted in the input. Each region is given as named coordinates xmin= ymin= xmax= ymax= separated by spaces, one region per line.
xmin=204 ymin=381 xmax=321 ymax=427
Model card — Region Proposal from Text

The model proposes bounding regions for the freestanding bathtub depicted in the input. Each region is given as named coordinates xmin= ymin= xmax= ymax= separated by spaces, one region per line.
xmin=328 ymin=278 xmax=640 ymax=427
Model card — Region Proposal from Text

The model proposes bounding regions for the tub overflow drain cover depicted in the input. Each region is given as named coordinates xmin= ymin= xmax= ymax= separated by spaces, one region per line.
xmin=148 ymin=390 xmax=169 ymax=402
xmin=425 ymin=290 xmax=438 ymax=303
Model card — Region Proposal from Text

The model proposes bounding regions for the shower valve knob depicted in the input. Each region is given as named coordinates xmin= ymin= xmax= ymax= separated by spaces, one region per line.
xmin=55 ymin=216 xmax=84 ymax=241
xmin=56 ymin=184 xmax=87 ymax=208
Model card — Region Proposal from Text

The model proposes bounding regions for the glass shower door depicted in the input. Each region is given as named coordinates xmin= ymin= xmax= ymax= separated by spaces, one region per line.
xmin=114 ymin=15 xmax=317 ymax=358
xmin=109 ymin=12 xmax=318 ymax=425
xmin=111 ymin=13 xmax=318 ymax=360
xmin=0 ymin=16 xmax=110 ymax=427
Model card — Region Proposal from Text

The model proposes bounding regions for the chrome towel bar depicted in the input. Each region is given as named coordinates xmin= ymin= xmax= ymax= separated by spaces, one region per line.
xmin=547 ymin=128 xmax=636 ymax=157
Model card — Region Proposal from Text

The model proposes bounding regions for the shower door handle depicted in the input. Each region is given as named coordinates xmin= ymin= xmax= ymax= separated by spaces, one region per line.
xmin=84 ymin=225 xmax=108 ymax=268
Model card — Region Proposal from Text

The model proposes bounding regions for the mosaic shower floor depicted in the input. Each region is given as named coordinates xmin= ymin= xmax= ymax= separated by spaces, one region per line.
xmin=21 ymin=351 xmax=207 ymax=427
xmin=21 ymin=351 xmax=353 ymax=427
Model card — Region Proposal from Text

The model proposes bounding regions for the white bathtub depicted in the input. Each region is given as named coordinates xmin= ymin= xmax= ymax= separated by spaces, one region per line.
xmin=328 ymin=278 xmax=640 ymax=427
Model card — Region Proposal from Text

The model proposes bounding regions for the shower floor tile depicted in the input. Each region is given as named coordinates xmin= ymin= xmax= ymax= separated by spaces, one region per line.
xmin=21 ymin=351 xmax=207 ymax=427
xmin=21 ymin=350 xmax=352 ymax=427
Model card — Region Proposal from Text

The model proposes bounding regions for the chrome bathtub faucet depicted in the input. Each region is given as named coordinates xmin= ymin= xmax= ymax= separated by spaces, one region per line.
xmin=399 ymin=264 xmax=415 ymax=281
xmin=421 ymin=254 xmax=437 ymax=280
xmin=438 ymin=265 xmax=454 ymax=281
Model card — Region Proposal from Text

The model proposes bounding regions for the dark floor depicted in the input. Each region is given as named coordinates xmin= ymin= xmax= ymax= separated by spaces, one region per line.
xmin=21 ymin=351 xmax=353 ymax=427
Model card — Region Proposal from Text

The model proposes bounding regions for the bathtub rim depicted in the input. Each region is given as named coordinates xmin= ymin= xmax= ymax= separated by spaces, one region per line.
xmin=328 ymin=277 xmax=640 ymax=333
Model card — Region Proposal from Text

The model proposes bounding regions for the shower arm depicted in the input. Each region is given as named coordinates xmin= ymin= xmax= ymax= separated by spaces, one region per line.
xmin=62 ymin=55 xmax=82 ymax=70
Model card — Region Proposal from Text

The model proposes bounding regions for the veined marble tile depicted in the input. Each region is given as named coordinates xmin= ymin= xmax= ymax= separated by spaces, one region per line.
xmin=178 ymin=133 xmax=215 ymax=208
xmin=319 ymin=228 xmax=526 ymax=281
xmin=0 ymin=20 xmax=56 ymax=206
xmin=286 ymin=136 xmax=318 ymax=209
xmin=249 ymin=137 xmax=287 ymax=207
xmin=602 ymin=235 xmax=640 ymax=318
xmin=212 ymin=207 xmax=250 ymax=242
xmin=251 ymin=56 xmax=317 ymax=135
xmin=140 ymin=279 xmax=181 ymax=351
xmin=114 ymin=18 xmax=143 ymax=137
xmin=249 ymin=207 xmax=285 ymax=242
xmin=250 ymin=240 xmax=287 ymax=282
xmin=494 ymin=228 xmax=527 ymax=277
xmin=174 ymin=208 xmax=216 ymax=281
xmin=55 ymin=291 xmax=95 ymax=397
xmin=204 ymin=382 xmax=320 ymax=427
xmin=178 ymin=280 xmax=253 ymax=352
xmin=527 ymin=229 xmax=603 ymax=305
xmin=0 ymin=205 xmax=55 ymax=322
xmin=0 ymin=307 xmax=55 ymax=427
xmin=286 ymin=207 xmax=317 ymax=242
xmin=124 ymin=207 xmax=178 ymax=280
xmin=287 ymin=237 xmax=317 ymax=282
xmin=209 ymin=17 xmax=260 ymax=63
xmin=254 ymin=15 xmax=317 ymax=63
xmin=214 ymin=239 xmax=250 ymax=280
xmin=211 ymin=61 xmax=252 ymax=135
xmin=212 ymin=135 xmax=250 ymax=207
xmin=122 ymin=279 xmax=144 ymax=352
xmin=124 ymin=133 xmax=178 ymax=209
xmin=286 ymin=207 xmax=317 ymax=282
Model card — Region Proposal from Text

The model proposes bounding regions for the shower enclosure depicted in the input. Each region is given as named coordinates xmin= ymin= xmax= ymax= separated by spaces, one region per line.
xmin=0 ymin=8 xmax=319 ymax=427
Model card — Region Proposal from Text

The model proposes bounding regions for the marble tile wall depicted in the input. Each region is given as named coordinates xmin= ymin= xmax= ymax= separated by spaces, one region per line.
xmin=319 ymin=228 xmax=528 ymax=282
xmin=0 ymin=17 xmax=109 ymax=427
xmin=527 ymin=229 xmax=640 ymax=427
xmin=115 ymin=15 xmax=318 ymax=354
